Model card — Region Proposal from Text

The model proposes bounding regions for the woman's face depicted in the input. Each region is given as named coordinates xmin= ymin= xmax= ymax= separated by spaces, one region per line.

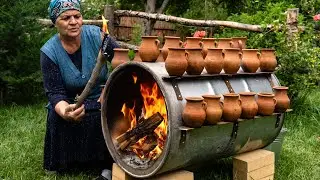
xmin=55 ymin=10 xmax=83 ymax=38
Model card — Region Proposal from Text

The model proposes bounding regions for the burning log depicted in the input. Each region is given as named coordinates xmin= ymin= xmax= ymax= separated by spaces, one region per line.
xmin=116 ymin=112 xmax=164 ymax=150
xmin=131 ymin=134 xmax=158 ymax=152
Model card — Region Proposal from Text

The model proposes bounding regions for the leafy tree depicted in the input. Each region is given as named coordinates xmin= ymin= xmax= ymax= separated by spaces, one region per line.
xmin=0 ymin=0 xmax=52 ymax=104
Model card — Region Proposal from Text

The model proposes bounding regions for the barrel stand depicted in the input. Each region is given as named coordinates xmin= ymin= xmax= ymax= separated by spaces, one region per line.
xmin=112 ymin=163 xmax=194 ymax=180
xmin=233 ymin=149 xmax=275 ymax=180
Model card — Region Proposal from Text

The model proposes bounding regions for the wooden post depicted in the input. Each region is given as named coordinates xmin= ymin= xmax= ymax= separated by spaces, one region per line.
xmin=104 ymin=5 xmax=115 ymax=37
xmin=286 ymin=8 xmax=299 ymax=49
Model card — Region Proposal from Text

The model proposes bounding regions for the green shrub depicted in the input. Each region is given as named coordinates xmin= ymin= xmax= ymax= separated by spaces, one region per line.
xmin=129 ymin=24 xmax=143 ymax=45
xmin=219 ymin=2 xmax=320 ymax=104
xmin=0 ymin=0 xmax=54 ymax=105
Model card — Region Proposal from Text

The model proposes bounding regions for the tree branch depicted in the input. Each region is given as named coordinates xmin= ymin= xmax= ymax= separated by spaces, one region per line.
xmin=37 ymin=18 xmax=104 ymax=27
xmin=115 ymin=41 xmax=138 ymax=50
xmin=157 ymin=0 xmax=170 ymax=14
xmin=114 ymin=10 xmax=269 ymax=32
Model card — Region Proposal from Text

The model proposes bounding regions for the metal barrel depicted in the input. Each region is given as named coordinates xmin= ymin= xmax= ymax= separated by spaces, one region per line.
xmin=101 ymin=62 xmax=284 ymax=178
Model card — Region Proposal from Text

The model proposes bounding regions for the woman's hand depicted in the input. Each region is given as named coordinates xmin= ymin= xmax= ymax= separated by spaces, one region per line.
xmin=55 ymin=101 xmax=85 ymax=122
xmin=64 ymin=104 xmax=85 ymax=121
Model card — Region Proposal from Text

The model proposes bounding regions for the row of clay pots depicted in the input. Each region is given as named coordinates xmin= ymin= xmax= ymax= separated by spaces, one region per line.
xmin=164 ymin=47 xmax=277 ymax=76
xmin=134 ymin=36 xmax=247 ymax=62
xmin=161 ymin=36 xmax=247 ymax=60
xmin=111 ymin=47 xmax=276 ymax=76
xmin=185 ymin=37 xmax=247 ymax=58
xmin=182 ymin=87 xmax=290 ymax=128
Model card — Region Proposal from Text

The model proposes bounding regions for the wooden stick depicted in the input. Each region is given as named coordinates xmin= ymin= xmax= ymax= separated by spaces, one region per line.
xmin=74 ymin=50 xmax=105 ymax=109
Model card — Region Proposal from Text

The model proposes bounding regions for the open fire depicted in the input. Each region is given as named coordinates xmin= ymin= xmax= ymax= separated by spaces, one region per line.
xmin=115 ymin=73 xmax=167 ymax=160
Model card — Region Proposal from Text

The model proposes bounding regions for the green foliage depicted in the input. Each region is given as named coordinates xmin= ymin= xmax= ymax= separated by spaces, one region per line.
xmin=128 ymin=50 xmax=135 ymax=60
xmin=0 ymin=0 xmax=54 ymax=104
xmin=1 ymin=91 xmax=320 ymax=179
xmin=81 ymin=0 xmax=113 ymax=19
xmin=183 ymin=0 xmax=229 ymax=20
xmin=219 ymin=2 xmax=320 ymax=103
xmin=129 ymin=24 xmax=143 ymax=45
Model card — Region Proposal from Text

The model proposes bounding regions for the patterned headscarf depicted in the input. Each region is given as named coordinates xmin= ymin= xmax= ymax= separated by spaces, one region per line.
xmin=48 ymin=0 xmax=81 ymax=24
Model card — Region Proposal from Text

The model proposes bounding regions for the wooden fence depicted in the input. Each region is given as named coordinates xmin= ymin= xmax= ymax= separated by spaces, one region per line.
xmin=105 ymin=6 xmax=300 ymax=42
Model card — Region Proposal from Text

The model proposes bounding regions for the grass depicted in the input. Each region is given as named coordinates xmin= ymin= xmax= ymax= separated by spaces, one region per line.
xmin=0 ymin=89 xmax=319 ymax=180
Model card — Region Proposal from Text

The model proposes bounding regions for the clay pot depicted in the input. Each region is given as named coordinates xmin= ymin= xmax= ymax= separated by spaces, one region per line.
xmin=165 ymin=48 xmax=188 ymax=76
xmin=182 ymin=97 xmax=207 ymax=128
xmin=184 ymin=37 xmax=203 ymax=48
xmin=257 ymin=93 xmax=277 ymax=116
xmin=216 ymin=38 xmax=232 ymax=49
xmin=162 ymin=36 xmax=183 ymax=61
xmin=223 ymin=48 xmax=241 ymax=74
xmin=185 ymin=48 xmax=205 ymax=75
xmin=239 ymin=92 xmax=258 ymax=119
xmin=111 ymin=48 xmax=130 ymax=69
xmin=204 ymin=48 xmax=224 ymax=74
xmin=202 ymin=95 xmax=223 ymax=124
xmin=139 ymin=36 xmax=160 ymax=62
xmin=259 ymin=49 xmax=277 ymax=72
xmin=133 ymin=49 xmax=142 ymax=62
xmin=231 ymin=37 xmax=247 ymax=49
xmin=273 ymin=86 xmax=290 ymax=113
xmin=201 ymin=38 xmax=217 ymax=58
xmin=222 ymin=93 xmax=242 ymax=122
xmin=241 ymin=49 xmax=260 ymax=73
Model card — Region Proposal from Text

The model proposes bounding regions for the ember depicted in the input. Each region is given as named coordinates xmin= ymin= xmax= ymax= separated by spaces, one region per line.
xmin=118 ymin=74 xmax=167 ymax=160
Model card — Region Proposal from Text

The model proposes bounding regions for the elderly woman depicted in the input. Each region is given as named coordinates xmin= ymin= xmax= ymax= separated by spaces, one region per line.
xmin=40 ymin=0 xmax=118 ymax=179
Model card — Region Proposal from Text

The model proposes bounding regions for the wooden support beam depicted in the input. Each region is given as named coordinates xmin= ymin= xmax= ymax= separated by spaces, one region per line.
xmin=112 ymin=163 xmax=194 ymax=180
xmin=286 ymin=8 xmax=299 ymax=50
xmin=104 ymin=5 xmax=115 ymax=37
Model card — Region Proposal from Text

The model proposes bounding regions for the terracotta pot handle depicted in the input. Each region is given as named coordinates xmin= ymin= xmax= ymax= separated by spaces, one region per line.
xmin=229 ymin=41 xmax=233 ymax=48
xmin=155 ymin=39 xmax=160 ymax=48
xmin=219 ymin=101 xmax=224 ymax=108
xmin=179 ymin=40 xmax=183 ymax=47
xmin=185 ymin=51 xmax=190 ymax=61
xmin=273 ymin=98 xmax=277 ymax=105
xmin=202 ymin=101 xmax=207 ymax=110
xmin=257 ymin=52 xmax=261 ymax=59
xmin=239 ymin=52 xmax=243 ymax=59
xmin=201 ymin=50 xmax=205 ymax=58
xmin=238 ymin=99 xmax=242 ymax=106
xmin=199 ymin=41 xmax=204 ymax=48
xmin=238 ymin=40 xmax=243 ymax=49
xmin=214 ymin=41 xmax=218 ymax=48
xmin=222 ymin=51 xmax=225 ymax=58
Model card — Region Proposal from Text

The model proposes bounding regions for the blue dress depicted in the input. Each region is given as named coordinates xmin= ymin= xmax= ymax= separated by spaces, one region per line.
xmin=40 ymin=25 xmax=119 ymax=171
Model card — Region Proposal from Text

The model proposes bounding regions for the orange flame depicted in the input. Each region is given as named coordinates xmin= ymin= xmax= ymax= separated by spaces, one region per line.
xmin=102 ymin=15 xmax=109 ymax=34
xmin=133 ymin=73 xmax=138 ymax=84
xmin=121 ymin=102 xmax=136 ymax=130
xmin=120 ymin=74 xmax=167 ymax=160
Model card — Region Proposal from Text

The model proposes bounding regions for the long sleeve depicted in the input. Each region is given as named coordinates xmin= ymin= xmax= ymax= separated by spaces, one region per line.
xmin=40 ymin=52 xmax=101 ymax=110
xmin=40 ymin=52 xmax=69 ymax=108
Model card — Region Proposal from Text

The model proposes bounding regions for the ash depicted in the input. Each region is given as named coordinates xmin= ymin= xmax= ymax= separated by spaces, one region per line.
xmin=121 ymin=154 xmax=154 ymax=169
